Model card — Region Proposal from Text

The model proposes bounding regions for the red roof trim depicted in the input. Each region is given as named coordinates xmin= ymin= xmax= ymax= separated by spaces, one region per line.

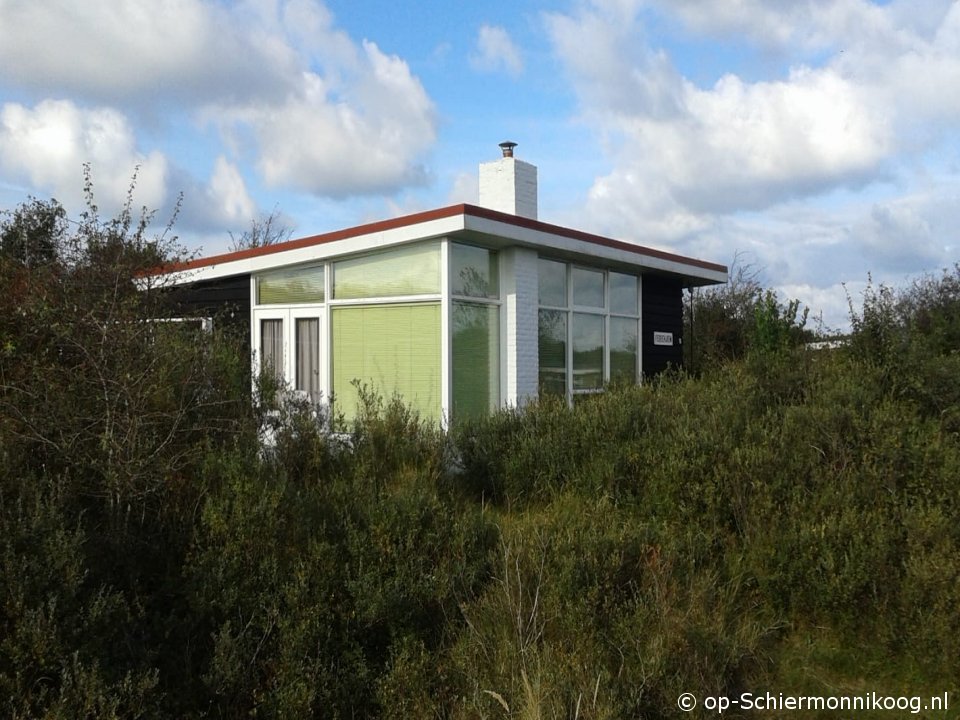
xmin=157 ymin=205 xmax=467 ymax=274
xmin=461 ymin=205 xmax=727 ymax=274
xmin=157 ymin=203 xmax=726 ymax=276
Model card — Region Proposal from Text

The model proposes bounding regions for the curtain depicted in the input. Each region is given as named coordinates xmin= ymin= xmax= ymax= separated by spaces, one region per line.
xmin=260 ymin=319 xmax=284 ymax=384
xmin=296 ymin=318 xmax=320 ymax=404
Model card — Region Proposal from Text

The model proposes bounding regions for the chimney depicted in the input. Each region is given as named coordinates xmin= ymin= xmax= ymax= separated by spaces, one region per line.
xmin=479 ymin=141 xmax=538 ymax=220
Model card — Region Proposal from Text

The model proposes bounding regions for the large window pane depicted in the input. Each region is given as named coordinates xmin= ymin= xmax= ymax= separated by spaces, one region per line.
xmin=538 ymin=309 xmax=567 ymax=396
xmin=538 ymin=258 xmax=567 ymax=307
xmin=610 ymin=317 xmax=638 ymax=383
xmin=452 ymin=244 xmax=499 ymax=299
xmin=572 ymin=313 xmax=604 ymax=390
xmin=332 ymin=303 xmax=441 ymax=422
xmin=573 ymin=267 xmax=604 ymax=308
xmin=260 ymin=319 xmax=284 ymax=384
xmin=296 ymin=318 xmax=320 ymax=404
xmin=334 ymin=242 xmax=440 ymax=299
xmin=452 ymin=302 xmax=500 ymax=420
xmin=257 ymin=265 xmax=324 ymax=304
xmin=610 ymin=272 xmax=638 ymax=315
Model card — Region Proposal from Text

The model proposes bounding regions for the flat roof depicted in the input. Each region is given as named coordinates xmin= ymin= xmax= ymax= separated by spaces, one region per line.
xmin=158 ymin=203 xmax=727 ymax=286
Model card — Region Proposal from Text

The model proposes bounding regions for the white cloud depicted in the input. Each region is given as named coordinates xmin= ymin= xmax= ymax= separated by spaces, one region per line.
xmin=545 ymin=0 xmax=960 ymax=254
xmin=470 ymin=25 xmax=524 ymax=77
xmin=0 ymin=100 xmax=264 ymax=238
xmin=0 ymin=0 xmax=296 ymax=106
xmin=544 ymin=0 xmax=960 ymax=331
xmin=212 ymin=40 xmax=436 ymax=197
xmin=0 ymin=0 xmax=439 ymax=203
xmin=447 ymin=171 xmax=479 ymax=205
xmin=205 ymin=157 xmax=257 ymax=225
xmin=0 ymin=100 xmax=168 ymax=214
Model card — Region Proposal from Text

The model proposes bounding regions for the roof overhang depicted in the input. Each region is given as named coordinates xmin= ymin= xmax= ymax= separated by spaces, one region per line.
xmin=154 ymin=204 xmax=727 ymax=288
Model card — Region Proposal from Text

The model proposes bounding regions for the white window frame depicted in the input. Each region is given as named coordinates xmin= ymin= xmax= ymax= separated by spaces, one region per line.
xmin=537 ymin=259 xmax=642 ymax=402
xmin=448 ymin=241 xmax=504 ymax=423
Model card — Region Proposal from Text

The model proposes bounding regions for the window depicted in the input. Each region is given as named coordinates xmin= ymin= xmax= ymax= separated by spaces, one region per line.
xmin=538 ymin=258 xmax=566 ymax=307
xmin=573 ymin=267 xmax=604 ymax=308
xmin=610 ymin=271 xmax=638 ymax=315
xmin=260 ymin=318 xmax=284 ymax=384
xmin=296 ymin=318 xmax=320 ymax=404
xmin=257 ymin=265 xmax=324 ymax=304
xmin=572 ymin=313 xmax=604 ymax=390
xmin=538 ymin=261 xmax=640 ymax=398
xmin=332 ymin=303 xmax=441 ymax=423
xmin=610 ymin=316 xmax=638 ymax=383
xmin=451 ymin=244 xmax=500 ymax=421
xmin=333 ymin=242 xmax=440 ymax=299
xmin=538 ymin=309 xmax=567 ymax=396
xmin=451 ymin=243 xmax=498 ymax=298
xmin=452 ymin=302 xmax=499 ymax=419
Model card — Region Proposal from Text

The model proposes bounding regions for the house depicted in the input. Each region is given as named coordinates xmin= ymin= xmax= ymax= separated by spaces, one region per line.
xmin=161 ymin=143 xmax=727 ymax=424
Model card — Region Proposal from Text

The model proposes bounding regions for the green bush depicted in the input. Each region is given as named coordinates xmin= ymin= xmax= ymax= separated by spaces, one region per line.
xmin=3 ymin=190 xmax=959 ymax=715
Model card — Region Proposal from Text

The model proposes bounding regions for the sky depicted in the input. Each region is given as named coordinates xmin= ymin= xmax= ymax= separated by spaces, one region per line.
xmin=1 ymin=0 xmax=959 ymax=330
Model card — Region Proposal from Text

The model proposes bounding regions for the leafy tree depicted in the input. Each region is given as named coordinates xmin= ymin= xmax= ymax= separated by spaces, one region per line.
xmin=685 ymin=257 xmax=811 ymax=372
xmin=750 ymin=288 xmax=809 ymax=355
xmin=0 ymin=196 xmax=68 ymax=268
xmin=0 ymin=170 xmax=254 ymax=716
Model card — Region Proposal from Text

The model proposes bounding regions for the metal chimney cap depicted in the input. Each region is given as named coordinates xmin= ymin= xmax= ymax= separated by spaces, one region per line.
xmin=499 ymin=141 xmax=518 ymax=158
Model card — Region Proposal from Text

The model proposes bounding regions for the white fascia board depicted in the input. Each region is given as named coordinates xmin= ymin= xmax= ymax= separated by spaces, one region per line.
xmin=164 ymin=214 xmax=467 ymax=286
xmin=463 ymin=215 xmax=727 ymax=284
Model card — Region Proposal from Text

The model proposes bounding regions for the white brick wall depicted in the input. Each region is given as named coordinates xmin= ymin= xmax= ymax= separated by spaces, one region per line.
xmin=479 ymin=158 xmax=538 ymax=220
xmin=503 ymin=247 xmax=539 ymax=407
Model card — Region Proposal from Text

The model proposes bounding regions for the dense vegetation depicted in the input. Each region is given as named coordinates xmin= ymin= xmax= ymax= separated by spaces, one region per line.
xmin=1 ymin=194 xmax=958 ymax=718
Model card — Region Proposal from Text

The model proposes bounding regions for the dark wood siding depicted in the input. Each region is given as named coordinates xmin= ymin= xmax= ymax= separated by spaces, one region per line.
xmin=165 ymin=274 xmax=251 ymax=332
xmin=642 ymin=274 xmax=683 ymax=376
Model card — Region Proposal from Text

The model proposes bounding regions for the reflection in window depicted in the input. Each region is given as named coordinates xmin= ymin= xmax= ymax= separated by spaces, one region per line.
xmin=452 ymin=244 xmax=499 ymax=298
xmin=572 ymin=313 xmax=604 ymax=390
xmin=452 ymin=302 xmax=500 ymax=419
xmin=538 ymin=309 xmax=567 ymax=395
xmin=538 ymin=258 xmax=567 ymax=307
xmin=610 ymin=272 xmax=638 ymax=315
xmin=610 ymin=316 xmax=638 ymax=383
xmin=538 ymin=259 xmax=641 ymax=399
xmin=573 ymin=267 xmax=604 ymax=308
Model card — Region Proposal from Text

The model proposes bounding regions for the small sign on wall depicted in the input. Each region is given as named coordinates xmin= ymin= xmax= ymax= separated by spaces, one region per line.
xmin=653 ymin=331 xmax=674 ymax=346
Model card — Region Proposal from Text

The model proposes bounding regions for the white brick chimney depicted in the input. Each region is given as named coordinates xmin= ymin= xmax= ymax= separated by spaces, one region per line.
xmin=478 ymin=141 xmax=538 ymax=220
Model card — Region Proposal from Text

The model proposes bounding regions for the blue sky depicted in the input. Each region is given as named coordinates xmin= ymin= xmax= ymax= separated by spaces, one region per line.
xmin=1 ymin=0 xmax=959 ymax=329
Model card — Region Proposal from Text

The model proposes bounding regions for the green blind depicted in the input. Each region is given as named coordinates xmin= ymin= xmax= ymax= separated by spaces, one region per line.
xmin=538 ymin=309 xmax=567 ymax=396
xmin=332 ymin=303 xmax=441 ymax=423
xmin=257 ymin=265 xmax=324 ymax=304
xmin=452 ymin=302 xmax=500 ymax=420
xmin=333 ymin=242 xmax=440 ymax=299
